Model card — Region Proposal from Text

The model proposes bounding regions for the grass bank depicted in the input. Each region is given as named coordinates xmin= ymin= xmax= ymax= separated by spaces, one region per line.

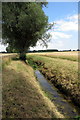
xmin=27 ymin=54 xmax=80 ymax=108
xmin=2 ymin=57 xmax=64 ymax=118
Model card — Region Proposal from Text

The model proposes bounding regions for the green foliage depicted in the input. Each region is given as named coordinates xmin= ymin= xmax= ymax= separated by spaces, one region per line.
xmin=19 ymin=52 xmax=26 ymax=61
xmin=6 ymin=45 xmax=17 ymax=53
xmin=75 ymin=116 xmax=80 ymax=120
xmin=27 ymin=57 xmax=38 ymax=69
xmin=2 ymin=2 xmax=53 ymax=60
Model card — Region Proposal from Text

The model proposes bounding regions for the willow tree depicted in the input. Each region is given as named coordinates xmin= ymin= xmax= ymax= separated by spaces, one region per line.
xmin=2 ymin=2 xmax=53 ymax=60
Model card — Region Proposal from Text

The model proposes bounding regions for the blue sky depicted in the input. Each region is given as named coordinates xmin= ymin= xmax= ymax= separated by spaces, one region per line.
xmin=43 ymin=2 xmax=78 ymax=22
xmin=0 ymin=2 xmax=78 ymax=51
xmin=30 ymin=2 xmax=78 ymax=51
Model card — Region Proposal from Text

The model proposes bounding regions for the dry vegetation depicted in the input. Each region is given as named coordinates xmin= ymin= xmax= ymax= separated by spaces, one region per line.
xmin=0 ymin=53 xmax=17 ymax=57
xmin=27 ymin=51 xmax=80 ymax=107
xmin=2 ymin=57 xmax=64 ymax=118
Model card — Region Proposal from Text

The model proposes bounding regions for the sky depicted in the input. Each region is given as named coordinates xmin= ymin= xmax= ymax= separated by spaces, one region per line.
xmin=0 ymin=2 xmax=78 ymax=51
xmin=30 ymin=2 xmax=78 ymax=51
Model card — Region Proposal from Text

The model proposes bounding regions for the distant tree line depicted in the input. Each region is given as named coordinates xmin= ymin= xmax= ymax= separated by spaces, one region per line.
xmin=29 ymin=49 xmax=58 ymax=53
xmin=28 ymin=49 xmax=80 ymax=53
xmin=1 ymin=49 xmax=80 ymax=53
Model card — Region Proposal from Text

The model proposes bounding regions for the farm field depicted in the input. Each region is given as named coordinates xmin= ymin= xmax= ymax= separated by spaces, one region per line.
xmin=28 ymin=51 xmax=79 ymax=61
xmin=2 ymin=57 xmax=64 ymax=118
xmin=27 ymin=51 xmax=80 ymax=107
xmin=0 ymin=53 xmax=17 ymax=57
xmin=2 ymin=2 xmax=80 ymax=119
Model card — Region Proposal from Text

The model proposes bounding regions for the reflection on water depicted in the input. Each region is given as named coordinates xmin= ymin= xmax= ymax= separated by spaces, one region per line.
xmin=35 ymin=70 xmax=80 ymax=118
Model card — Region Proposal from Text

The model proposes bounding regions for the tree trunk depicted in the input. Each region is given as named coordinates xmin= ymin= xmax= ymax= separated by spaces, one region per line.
xmin=19 ymin=52 xmax=26 ymax=61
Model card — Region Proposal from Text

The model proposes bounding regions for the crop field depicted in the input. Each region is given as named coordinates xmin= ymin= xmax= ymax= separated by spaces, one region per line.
xmin=28 ymin=51 xmax=79 ymax=61
xmin=27 ymin=51 xmax=80 ymax=107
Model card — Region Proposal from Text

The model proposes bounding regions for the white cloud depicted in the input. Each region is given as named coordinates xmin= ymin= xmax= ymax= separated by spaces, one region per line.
xmin=46 ymin=14 xmax=78 ymax=50
xmin=30 ymin=14 xmax=78 ymax=51
xmin=54 ymin=14 xmax=78 ymax=31
xmin=50 ymin=31 xmax=72 ymax=39
xmin=67 ymin=14 xmax=78 ymax=21
xmin=47 ymin=40 xmax=64 ymax=49
xmin=0 ymin=44 xmax=7 ymax=52
xmin=30 ymin=39 xmax=64 ymax=50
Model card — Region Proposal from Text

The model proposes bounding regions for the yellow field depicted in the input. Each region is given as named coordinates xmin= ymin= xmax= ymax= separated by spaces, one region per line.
xmin=29 ymin=51 xmax=78 ymax=55
xmin=0 ymin=53 xmax=17 ymax=57
xmin=28 ymin=51 xmax=79 ymax=61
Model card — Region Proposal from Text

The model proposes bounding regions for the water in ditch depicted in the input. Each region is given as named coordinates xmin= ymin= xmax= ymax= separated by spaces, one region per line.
xmin=35 ymin=70 xmax=80 ymax=118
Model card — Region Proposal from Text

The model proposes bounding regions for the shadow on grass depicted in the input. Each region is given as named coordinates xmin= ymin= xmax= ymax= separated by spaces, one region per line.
xmin=12 ymin=57 xmax=20 ymax=61
xmin=12 ymin=57 xmax=28 ymax=64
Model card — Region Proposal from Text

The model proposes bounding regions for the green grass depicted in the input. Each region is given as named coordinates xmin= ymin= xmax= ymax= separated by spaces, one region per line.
xmin=27 ymin=53 xmax=80 ymax=107
xmin=27 ymin=57 xmax=38 ymax=69
xmin=2 ymin=57 xmax=64 ymax=118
